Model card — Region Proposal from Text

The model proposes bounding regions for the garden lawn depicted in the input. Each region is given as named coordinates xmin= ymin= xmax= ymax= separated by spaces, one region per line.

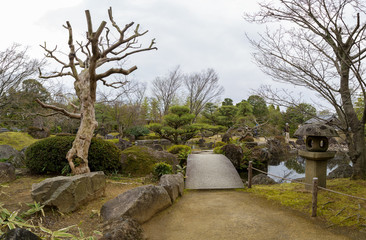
xmin=243 ymin=178 xmax=366 ymax=231
xmin=0 ymin=132 xmax=39 ymax=150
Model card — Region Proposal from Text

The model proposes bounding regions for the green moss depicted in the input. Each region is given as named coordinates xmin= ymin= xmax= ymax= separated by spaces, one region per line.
xmin=0 ymin=132 xmax=39 ymax=150
xmin=244 ymin=178 xmax=366 ymax=229
xmin=121 ymin=146 xmax=176 ymax=176
xmin=106 ymin=138 xmax=119 ymax=144
xmin=167 ymin=145 xmax=191 ymax=154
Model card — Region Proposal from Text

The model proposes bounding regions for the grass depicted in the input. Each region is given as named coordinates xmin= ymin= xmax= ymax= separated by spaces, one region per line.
xmin=0 ymin=132 xmax=40 ymax=150
xmin=242 ymin=178 xmax=366 ymax=230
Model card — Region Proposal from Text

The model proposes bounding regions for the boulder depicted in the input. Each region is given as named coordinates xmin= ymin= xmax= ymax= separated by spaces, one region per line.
xmin=31 ymin=171 xmax=106 ymax=213
xmin=101 ymin=184 xmax=172 ymax=223
xmin=158 ymin=173 xmax=184 ymax=202
xmin=0 ymin=128 xmax=9 ymax=133
xmin=0 ymin=163 xmax=16 ymax=183
xmin=220 ymin=144 xmax=244 ymax=169
xmin=115 ymin=139 xmax=132 ymax=151
xmin=252 ymin=173 xmax=276 ymax=185
xmin=0 ymin=228 xmax=40 ymax=240
xmin=149 ymin=144 xmax=163 ymax=151
xmin=101 ymin=217 xmax=144 ymax=240
xmin=27 ymin=127 xmax=50 ymax=139
xmin=328 ymin=164 xmax=353 ymax=179
xmin=121 ymin=146 xmax=178 ymax=176
xmin=0 ymin=145 xmax=18 ymax=160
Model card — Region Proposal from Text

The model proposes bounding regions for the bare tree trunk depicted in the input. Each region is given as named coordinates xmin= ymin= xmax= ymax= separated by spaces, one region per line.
xmin=66 ymin=71 xmax=98 ymax=174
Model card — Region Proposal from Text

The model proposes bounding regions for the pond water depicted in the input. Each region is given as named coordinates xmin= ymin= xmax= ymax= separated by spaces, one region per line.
xmin=267 ymin=152 xmax=351 ymax=183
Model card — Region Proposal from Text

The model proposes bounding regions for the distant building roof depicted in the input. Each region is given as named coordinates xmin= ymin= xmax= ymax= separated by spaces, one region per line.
xmin=304 ymin=114 xmax=339 ymax=125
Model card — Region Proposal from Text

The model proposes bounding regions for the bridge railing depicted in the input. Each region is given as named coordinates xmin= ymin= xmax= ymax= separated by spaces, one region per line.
xmin=247 ymin=161 xmax=366 ymax=217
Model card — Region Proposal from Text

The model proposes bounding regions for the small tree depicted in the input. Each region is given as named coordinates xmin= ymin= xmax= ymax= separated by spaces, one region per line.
xmin=148 ymin=105 xmax=198 ymax=144
xmin=37 ymin=8 xmax=157 ymax=174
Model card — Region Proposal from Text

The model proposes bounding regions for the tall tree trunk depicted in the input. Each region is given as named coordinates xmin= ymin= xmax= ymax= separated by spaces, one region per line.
xmin=340 ymin=61 xmax=366 ymax=179
xmin=66 ymin=71 xmax=98 ymax=174
xmin=347 ymin=126 xmax=366 ymax=179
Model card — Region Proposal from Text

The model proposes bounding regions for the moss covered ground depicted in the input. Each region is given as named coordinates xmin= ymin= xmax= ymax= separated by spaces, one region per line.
xmin=242 ymin=178 xmax=366 ymax=231
xmin=0 ymin=132 xmax=40 ymax=150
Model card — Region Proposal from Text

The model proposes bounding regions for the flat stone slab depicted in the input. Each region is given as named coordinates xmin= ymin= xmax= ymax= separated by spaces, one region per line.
xmin=185 ymin=153 xmax=244 ymax=189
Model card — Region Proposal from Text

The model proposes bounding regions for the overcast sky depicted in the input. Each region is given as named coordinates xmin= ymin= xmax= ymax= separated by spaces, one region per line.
xmin=0 ymin=0 xmax=316 ymax=106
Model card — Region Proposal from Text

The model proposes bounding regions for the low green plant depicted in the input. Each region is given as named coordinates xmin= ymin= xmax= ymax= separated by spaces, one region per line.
xmin=213 ymin=146 xmax=224 ymax=154
xmin=153 ymin=162 xmax=173 ymax=179
xmin=177 ymin=148 xmax=191 ymax=166
xmin=0 ymin=203 xmax=102 ymax=239
xmin=21 ymin=201 xmax=45 ymax=218
xmin=214 ymin=141 xmax=226 ymax=147
xmin=0 ymin=158 xmax=8 ymax=163
xmin=167 ymin=145 xmax=191 ymax=154
xmin=176 ymin=164 xmax=186 ymax=176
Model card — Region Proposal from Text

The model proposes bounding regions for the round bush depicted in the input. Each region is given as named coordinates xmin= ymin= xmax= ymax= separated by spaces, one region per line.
xmin=167 ymin=145 xmax=191 ymax=154
xmin=153 ymin=162 xmax=173 ymax=178
xmin=25 ymin=136 xmax=122 ymax=174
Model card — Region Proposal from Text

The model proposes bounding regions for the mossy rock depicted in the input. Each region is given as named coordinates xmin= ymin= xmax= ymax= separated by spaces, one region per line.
xmin=121 ymin=146 xmax=178 ymax=176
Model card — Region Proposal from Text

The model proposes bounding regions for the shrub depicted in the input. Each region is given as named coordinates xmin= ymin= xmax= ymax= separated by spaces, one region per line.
xmin=125 ymin=126 xmax=149 ymax=139
xmin=25 ymin=136 xmax=122 ymax=174
xmin=177 ymin=148 xmax=191 ymax=166
xmin=167 ymin=145 xmax=191 ymax=154
xmin=240 ymin=135 xmax=255 ymax=142
xmin=214 ymin=141 xmax=226 ymax=148
xmin=213 ymin=146 xmax=224 ymax=154
xmin=121 ymin=146 xmax=178 ymax=176
xmin=153 ymin=162 xmax=173 ymax=178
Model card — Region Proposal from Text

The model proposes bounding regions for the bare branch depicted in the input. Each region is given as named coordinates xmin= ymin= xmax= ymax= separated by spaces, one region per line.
xmin=35 ymin=98 xmax=81 ymax=119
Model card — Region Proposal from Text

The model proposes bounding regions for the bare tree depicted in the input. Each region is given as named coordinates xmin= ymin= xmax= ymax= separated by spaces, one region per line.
xmin=37 ymin=8 xmax=157 ymax=174
xmin=0 ymin=44 xmax=41 ymax=108
xmin=245 ymin=0 xmax=366 ymax=179
xmin=184 ymin=68 xmax=224 ymax=121
xmin=152 ymin=66 xmax=182 ymax=115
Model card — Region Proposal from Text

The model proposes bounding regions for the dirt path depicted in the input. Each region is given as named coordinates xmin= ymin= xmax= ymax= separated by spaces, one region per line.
xmin=143 ymin=190 xmax=360 ymax=240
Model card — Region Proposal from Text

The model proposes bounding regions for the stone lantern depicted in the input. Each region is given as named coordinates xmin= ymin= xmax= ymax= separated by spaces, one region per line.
xmin=294 ymin=124 xmax=338 ymax=190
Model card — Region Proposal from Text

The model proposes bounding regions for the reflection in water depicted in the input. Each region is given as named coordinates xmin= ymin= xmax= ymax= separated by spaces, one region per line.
xmin=267 ymin=152 xmax=351 ymax=183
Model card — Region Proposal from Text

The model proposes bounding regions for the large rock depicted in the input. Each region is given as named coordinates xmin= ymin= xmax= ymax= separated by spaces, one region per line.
xmin=31 ymin=171 xmax=106 ymax=213
xmin=101 ymin=217 xmax=144 ymax=240
xmin=0 ymin=145 xmax=18 ymax=160
xmin=115 ymin=139 xmax=132 ymax=151
xmin=252 ymin=173 xmax=276 ymax=185
xmin=0 ymin=228 xmax=40 ymax=240
xmin=121 ymin=146 xmax=178 ymax=176
xmin=27 ymin=127 xmax=50 ymax=139
xmin=328 ymin=164 xmax=353 ymax=179
xmin=101 ymin=184 xmax=172 ymax=223
xmin=158 ymin=173 xmax=184 ymax=202
xmin=0 ymin=162 xmax=16 ymax=183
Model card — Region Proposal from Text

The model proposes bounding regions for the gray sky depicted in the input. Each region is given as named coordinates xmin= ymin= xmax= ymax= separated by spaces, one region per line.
xmin=0 ymin=0 xmax=314 ymax=105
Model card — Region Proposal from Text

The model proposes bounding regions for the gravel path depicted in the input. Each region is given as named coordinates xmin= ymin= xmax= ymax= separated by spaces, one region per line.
xmin=143 ymin=190 xmax=359 ymax=240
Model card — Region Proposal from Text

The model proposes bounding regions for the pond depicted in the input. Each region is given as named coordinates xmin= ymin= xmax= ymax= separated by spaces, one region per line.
xmin=267 ymin=152 xmax=351 ymax=183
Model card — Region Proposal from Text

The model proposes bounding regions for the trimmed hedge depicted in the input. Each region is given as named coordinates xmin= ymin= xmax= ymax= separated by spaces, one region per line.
xmin=25 ymin=136 xmax=122 ymax=174
xmin=167 ymin=145 xmax=191 ymax=154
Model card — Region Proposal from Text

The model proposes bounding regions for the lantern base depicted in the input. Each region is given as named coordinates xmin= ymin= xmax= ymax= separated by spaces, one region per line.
xmin=298 ymin=150 xmax=336 ymax=190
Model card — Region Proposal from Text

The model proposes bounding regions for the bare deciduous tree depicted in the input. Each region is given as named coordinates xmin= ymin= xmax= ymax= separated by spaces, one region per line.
xmin=152 ymin=66 xmax=182 ymax=115
xmin=184 ymin=68 xmax=224 ymax=121
xmin=0 ymin=44 xmax=41 ymax=108
xmin=37 ymin=8 xmax=157 ymax=174
xmin=245 ymin=0 xmax=366 ymax=179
